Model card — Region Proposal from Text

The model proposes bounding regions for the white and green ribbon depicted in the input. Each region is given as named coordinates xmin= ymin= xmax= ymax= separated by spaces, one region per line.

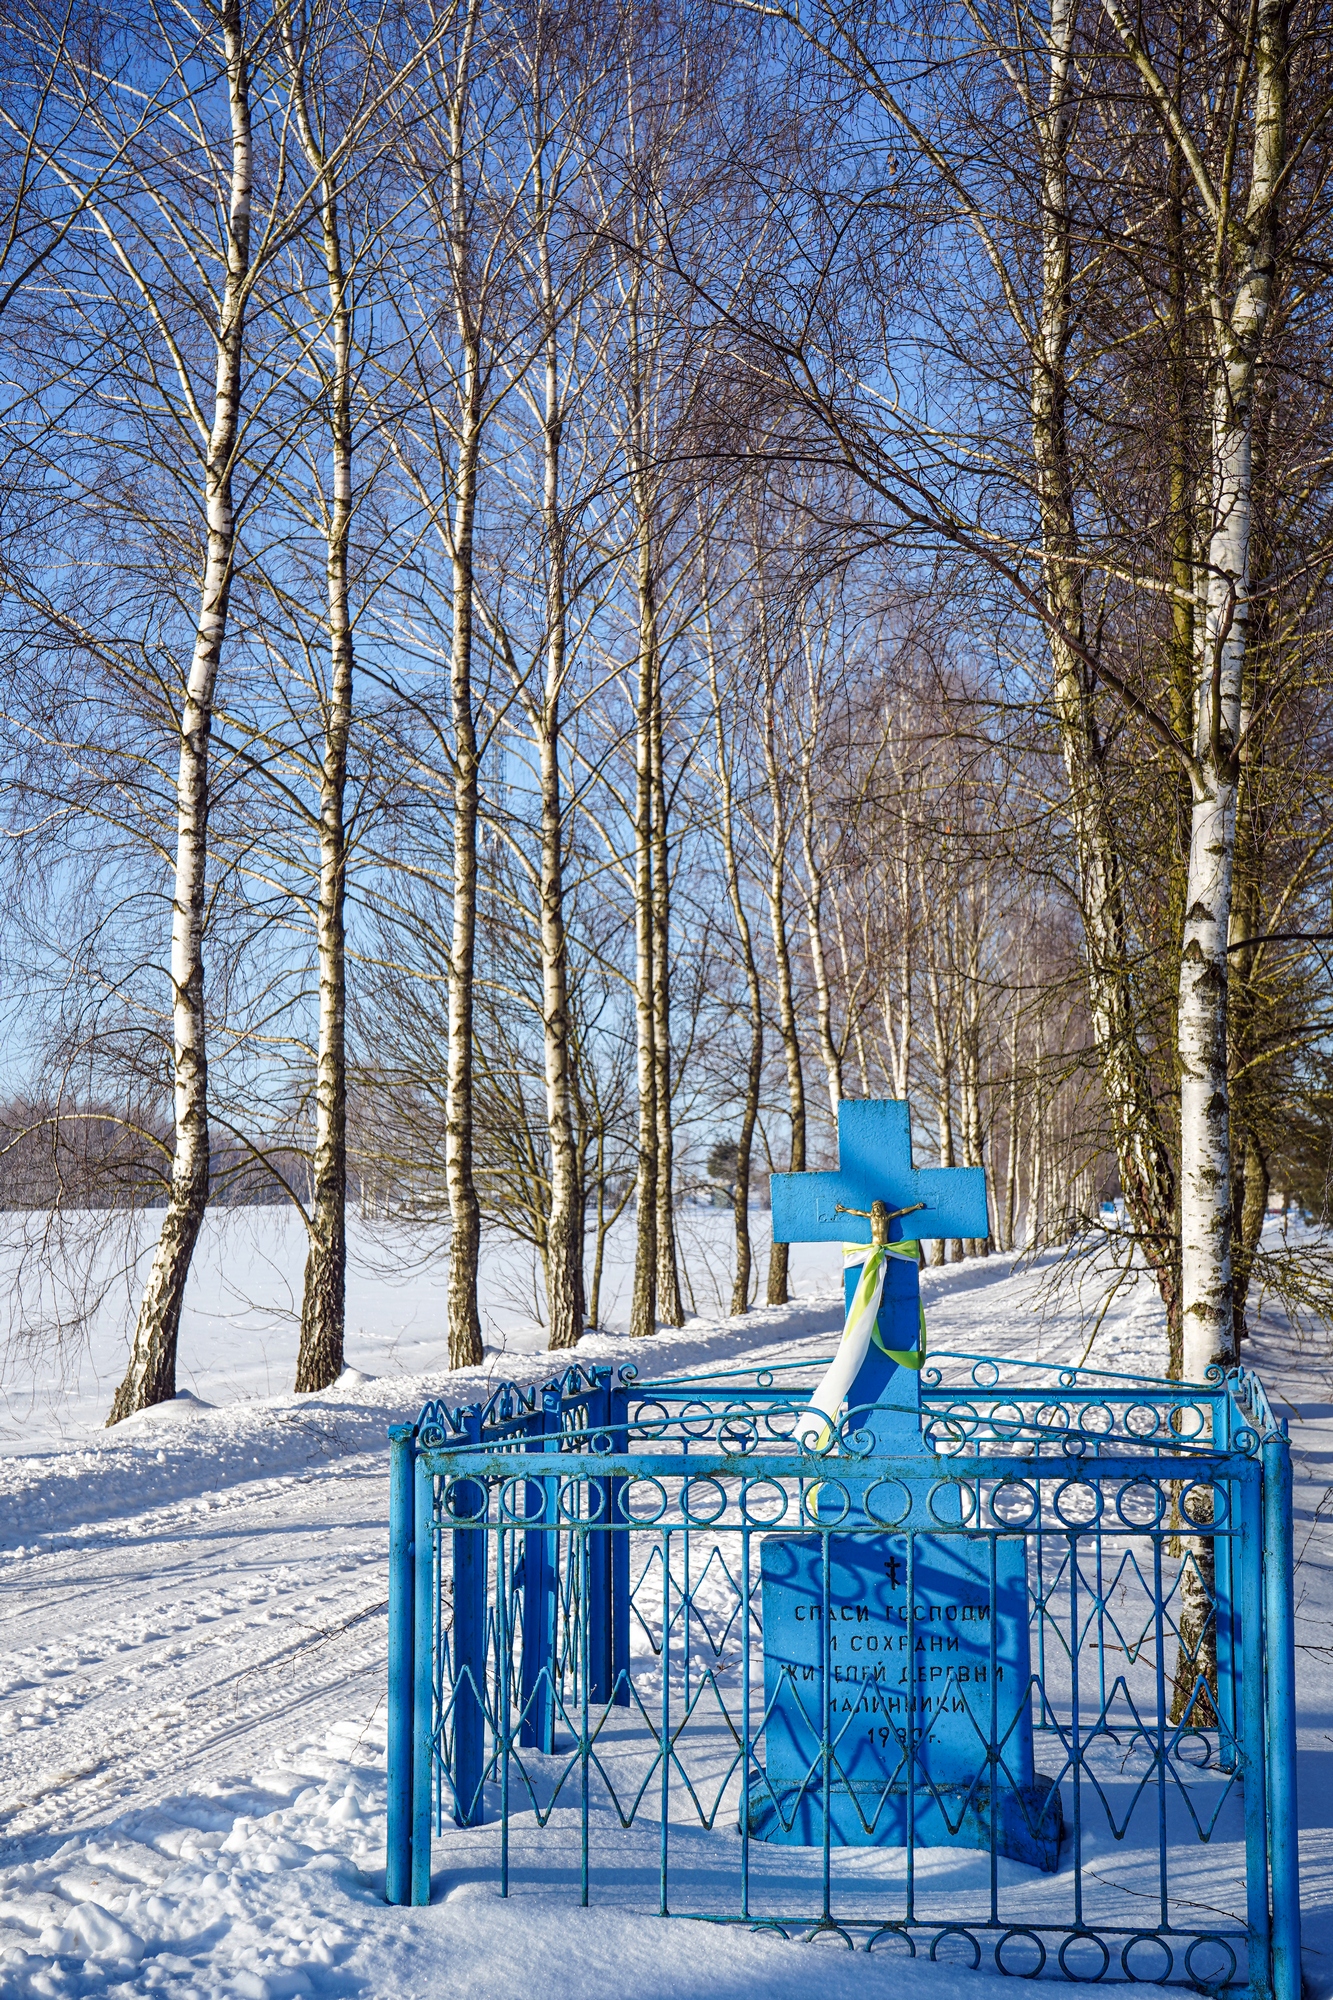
xmin=796 ymin=1240 xmax=926 ymax=1453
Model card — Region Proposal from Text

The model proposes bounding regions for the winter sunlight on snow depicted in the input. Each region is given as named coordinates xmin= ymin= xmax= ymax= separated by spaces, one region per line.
xmin=2 ymin=1221 xmax=1329 ymax=1999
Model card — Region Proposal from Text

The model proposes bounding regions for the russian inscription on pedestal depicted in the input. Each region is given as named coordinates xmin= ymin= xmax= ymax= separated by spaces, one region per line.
xmin=749 ymin=1533 xmax=1062 ymax=1870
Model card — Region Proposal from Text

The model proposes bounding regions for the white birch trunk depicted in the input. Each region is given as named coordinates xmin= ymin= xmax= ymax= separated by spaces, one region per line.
xmin=444 ymin=0 xmax=485 ymax=1369
xmin=831 ymin=895 xmax=870 ymax=1094
xmin=535 ymin=205 xmax=584 ymax=1353
xmin=627 ymin=444 xmax=657 ymax=1336
xmin=959 ymin=918 xmax=989 ymax=1255
xmin=761 ymin=661 xmax=806 ymax=1306
xmin=1173 ymin=5 xmax=1286 ymax=1383
xmin=625 ymin=261 xmax=662 ymax=1338
xmin=1003 ymin=995 xmax=1022 ymax=1253
xmin=286 ymin=17 xmax=352 ymax=1395
xmin=629 ymin=537 xmax=658 ymax=1337
xmin=648 ymin=533 xmax=683 ymax=1327
xmin=1031 ymin=0 xmax=1182 ymax=1343
xmin=798 ymin=687 xmax=842 ymax=1119
xmin=109 ymin=0 xmax=252 ymax=1422
xmin=1028 ymin=1099 xmax=1044 ymax=1252
xmin=919 ymin=869 xmax=959 ymax=1265
xmin=704 ymin=574 xmax=764 ymax=1316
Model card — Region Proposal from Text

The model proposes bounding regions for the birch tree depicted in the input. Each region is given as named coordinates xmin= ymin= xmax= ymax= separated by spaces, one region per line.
xmin=479 ymin=11 xmax=619 ymax=1350
xmin=99 ymin=0 xmax=265 ymax=1421
xmin=384 ymin=0 xmax=507 ymax=1366
xmin=701 ymin=538 xmax=765 ymax=1313
xmin=1100 ymin=0 xmax=1290 ymax=1378
xmin=279 ymin=0 xmax=360 ymax=1393
xmin=722 ymin=0 xmax=1186 ymax=1338
xmin=755 ymin=585 xmax=806 ymax=1306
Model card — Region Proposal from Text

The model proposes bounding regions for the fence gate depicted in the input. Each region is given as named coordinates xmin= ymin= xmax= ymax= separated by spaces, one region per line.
xmin=384 ymin=1351 xmax=1300 ymax=2000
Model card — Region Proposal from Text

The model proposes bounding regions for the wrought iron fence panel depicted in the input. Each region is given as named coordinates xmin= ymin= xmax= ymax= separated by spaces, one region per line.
xmin=383 ymin=1353 xmax=1300 ymax=2000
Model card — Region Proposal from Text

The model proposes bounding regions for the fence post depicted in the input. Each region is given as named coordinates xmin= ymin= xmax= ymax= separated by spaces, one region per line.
xmin=1263 ymin=1428 xmax=1301 ymax=2000
xmin=452 ymin=1406 xmax=488 ymax=1826
xmin=385 ymin=1425 xmax=416 ymax=1905
xmin=411 ymin=1448 xmax=435 ymax=1906
xmin=610 ymin=1379 xmax=630 ymax=1705
xmin=521 ymin=1384 xmax=561 ymax=1750
xmin=588 ymin=1370 xmax=613 ymax=1705
xmin=1214 ymin=1388 xmax=1238 ymax=1766
xmin=1239 ymin=1456 xmax=1271 ymax=1987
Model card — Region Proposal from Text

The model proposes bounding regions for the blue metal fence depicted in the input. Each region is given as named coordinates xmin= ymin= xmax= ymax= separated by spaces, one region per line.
xmin=384 ymin=1351 xmax=1300 ymax=1998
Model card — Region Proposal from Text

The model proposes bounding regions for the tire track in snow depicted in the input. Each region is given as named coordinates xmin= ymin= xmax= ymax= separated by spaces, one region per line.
xmin=0 ymin=1462 xmax=390 ymax=1852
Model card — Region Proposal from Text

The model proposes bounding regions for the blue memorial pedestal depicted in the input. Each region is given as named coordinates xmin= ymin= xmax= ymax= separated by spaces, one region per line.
xmin=749 ymin=1531 xmax=1062 ymax=1870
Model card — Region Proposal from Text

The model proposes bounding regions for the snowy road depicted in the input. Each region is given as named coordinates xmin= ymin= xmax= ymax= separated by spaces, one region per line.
xmin=0 ymin=1240 xmax=1328 ymax=1998
xmin=2 ymin=1456 xmax=388 ymax=1845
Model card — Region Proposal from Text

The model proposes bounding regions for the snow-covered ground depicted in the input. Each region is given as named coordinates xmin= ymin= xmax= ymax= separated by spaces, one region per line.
xmin=0 ymin=1215 xmax=1329 ymax=1999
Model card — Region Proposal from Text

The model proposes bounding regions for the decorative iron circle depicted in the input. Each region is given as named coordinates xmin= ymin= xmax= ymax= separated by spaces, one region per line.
xmin=866 ymin=1924 xmax=916 ymax=1956
xmin=681 ymin=1476 xmax=728 ymax=1525
xmin=678 ymin=1399 xmax=715 ymax=1439
xmin=990 ymin=1477 xmax=1039 ymax=1529
xmin=588 ymin=1430 xmax=615 ymax=1456
xmin=719 ymin=1416 xmax=759 ymax=1456
xmin=1057 ymin=1931 xmax=1110 ymax=1981
xmin=1170 ymin=1401 xmax=1207 ymax=1442
xmin=1179 ymin=1481 xmax=1223 ymax=1531
xmin=971 ymin=1359 xmax=1001 ymax=1389
xmin=926 ymin=1423 xmax=971 ymax=1462
xmin=1233 ymin=1425 xmax=1260 ymax=1457
xmin=557 ymin=1477 xmax=599 ymax=1523
xmin=499 ymin=1476 xmax=544 ymax=1524
xmin=1115 ymin=1479 xmax=1166 ymax=1528
xmin=1183 ymin=1936 xmax=1238 ymax=1990
xmin=805 ymin=1922 xmax=855 ymax=1949
xmin=632 ymin=1399 xmax=670 ymax=1439
xmin=1036 ymin=1402 xmax=1070 ymax=1432
xmin=991 ymin=1402 xmax=1027 ymax=1440
xmin=1120 ymin=1934 xmax=1173 ymax=1984
xmin=864 ymin=1478 xmax=912 ymax=1528
xmin=1078 ymin=1403 xmax=1115 ymax=1437
xmin=1054 ymin=1478 xmax=1102 ymax=1527
xmin=803 ymin=1477 xmax=850 ymax=1526
xmin=625 ymin=1476 xmax=669 ymax=1524
xmin=444 ymin=1478 xmax=488 ymax=1522
xmin=995 ymin=1928 xmax=1047 ymax=1978
xmin=928 ymin=1479 xmax=977 ymax=1527
xmin=739 ymin=1477 xmax=788 ymax=1525
xmin=929 ymin=1927 xmax=981 ymax=1969
xmin=1125 ymin=1403 xmax=1162 ymax=1440
xmin=1060 ymin=1434 xmax=1090 ymax=1461
xmin=765 ymin=1404 xmax=802 ymax=1445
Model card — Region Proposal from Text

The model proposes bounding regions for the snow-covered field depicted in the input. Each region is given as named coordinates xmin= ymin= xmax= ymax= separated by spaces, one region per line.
xmin=0 ymin=1214 xmax=1329 ymax=1999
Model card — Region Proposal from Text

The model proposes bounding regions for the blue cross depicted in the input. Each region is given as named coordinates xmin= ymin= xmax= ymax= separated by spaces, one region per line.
xmin=771 ymin=1099 xmax=988 ymax=1449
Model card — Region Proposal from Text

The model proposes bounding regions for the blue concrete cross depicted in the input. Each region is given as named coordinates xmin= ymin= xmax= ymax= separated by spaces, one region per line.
xmin=759 ymin=1103 xmax=1057 ymax=1866
xmin=771 ymin=1099 xmax=988 ymax=1450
